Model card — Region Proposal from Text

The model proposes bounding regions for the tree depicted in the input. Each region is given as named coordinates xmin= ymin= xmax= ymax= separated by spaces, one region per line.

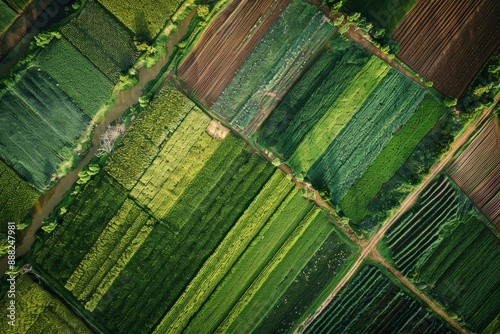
xmin=330 ymin=1 xmax=343 ymax=14
xmin=347 ymin=12 xmax=361 ymax=23
xmin=333 ymin=14 xmax=344 ymax=27
xmin=197 ymin=5 xmax=210 ymax=20
xmin=33 ymin=31 xmax=61 ymax=48
xmin=96 ymin=124 xmax=126 ymax=157
xmin=339 ymin=24 xmax=350 ymax=35
xmin=444 ymin=96 xmax=458 ymax=108
xmin=373 ymin=28 xmax=385 ymax=39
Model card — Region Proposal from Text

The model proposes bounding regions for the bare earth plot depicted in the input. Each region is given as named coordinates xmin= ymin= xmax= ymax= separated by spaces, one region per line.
xmin=393 ymin=0 xmax=500 ymax=98
xmin=177 ymin=0 xmax=290 ymax=107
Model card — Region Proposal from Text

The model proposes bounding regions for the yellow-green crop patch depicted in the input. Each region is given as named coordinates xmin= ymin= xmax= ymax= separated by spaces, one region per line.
xmin=0 ymin=274 xmax=91 ymax=333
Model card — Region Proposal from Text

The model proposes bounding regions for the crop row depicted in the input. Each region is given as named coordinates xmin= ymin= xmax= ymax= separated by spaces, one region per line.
xmin=383 ymin=175 xmax=500 ymax=332
xmin=36 ymin=37 xmax=114 ymax=117
xmin=61 ymin=0 xmax=138 ymax=83
xmin=154 ymin=170 xmax=296 ymax=333
xmin=97 ymin=0 xmax=183 ymax=39
xmin=304 ymin=264 xmax=453 ymax=334
xmin=221 ymin=209 xmax=356 ymax=334
xmin=254 ymin=228 xmax=355 ymax=333
xmin=4 ymin=0 xmax=29 ymax=12
xmin=129 ymin=109 xmax=219 ymax=220
xmin=214 ymin=8 xmax=334 ymax=132
xmin=178 ymin=0 xmax=290 ymax=107
xmin=0 ymin=68 xmax=89 ymax=189
xmin=36 ymin=173 xmax=128 ymax=282
xmin=0 ymin=0 xmax=17 ymax=33
xmin=340 ymin=94 xmax=446 ymax=222
xmin=259 ymin=34 xmax=373 ymax=158
xmin=212 ymin=0 xmax=320 ymax=122
xmin=288 ymin=55 xmax=390 ymax=174
xmin=90 ymin=142 xmax=274 ymax=333
xmin=63 ymin=198 xmax=153 ymax=305
xmin=308 ymin=69 xmax=425 ymax=204
xmin=447 ymin=118 xmax=500 ymax=229
xmin=0 ymin=274 xmax=90 ymax=333
xmin=0 ymin=160 xmax=39 ymax=237
xmin=105 ymin=82 xmax=196 ymax=190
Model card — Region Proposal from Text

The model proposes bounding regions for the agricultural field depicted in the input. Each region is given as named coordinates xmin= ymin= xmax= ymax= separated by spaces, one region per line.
xmin=36 ymin=37 xmax=114 ymax=117
xmin=96 ymin=0 xmax=183 ymax=39
xmin=0 ymin=274 xmax=91 ymax=333
xmin=393 ymin=0 xmax=500 ymax=98
xmin=3 ymin=0 xmax=29 ymax=13
xmin=0 ymin=68 xmax=90 ymax=189
xmin=0 ymin=160 xmax=39 ymax=255
xmin=105 ymin=82 xmax=197 ymax=190
xmin=340 ymin=95 xmax=446 ymax=222
xmin=61 ymin=0 xmax=138 ymax=83
xmin=344 ymin=0 xmax=417 ymax=32
xmin=177 ymin=0 xmax=290 ymax=107
xmin=175 ymin=185 xmax=357 ymax=334
xmin=257 ymin=32 xmax=448 ymax=232
xmin=211 ymin=0 xmax=334 ymax=133
xmin=381 ymin=175 xmax=500 ymax=332
xmin=302 ymin=263 xmax=454 ymax=333
xmin=447 ymin=117 xmax=500 ymax=229
xmin=0 ymin=0 xmax=17 ymax=34
xmin=34 ymin=80 xmax=358 ymax=333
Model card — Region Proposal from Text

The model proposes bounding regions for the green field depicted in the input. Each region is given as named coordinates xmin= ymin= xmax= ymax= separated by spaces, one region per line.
xmin=105 ymin=82 xmax=197 ymax=190
xmin=304 ymin=263 xmax=454 ymax=333
xmin=0 ymin=274 xmax=91 ymax=333
xmin=258 ymin=34 xmax=373 ymax=158
xmin=307 ymin=68 xmax=425 ymax=204
xmin=61 ymin=0 xmax=138 ymax=83
xmin=286 ymin=56 xmax=390 ymax=174
xmin=168 ymin=176 xmax=357 ymax=334
xmin=36 ymin=37 xmax=114 ymax=117
xmin=0 ymin=68 xmax=90 ymax=189
xmin=96 ymin=0 xmax=183 ymax=39
xmin=339 ymin=94 xmax=446 ymax=222
xmin=36 ymin=172 xmax=128 ymax=282
xmin=211 ymin=0 xmax=333 ymax=131
xmin=3 ymin=0 xmax=29 ymax=12
xmin=344 ymin=0 xmax=417 ymax=32
xmin=382 ymin=175 xmax=500 ymax=332
xmin=0 ymin=160 xmax=39 ymax=255
xmin=0 ymin=0 xmax=17 ymax=33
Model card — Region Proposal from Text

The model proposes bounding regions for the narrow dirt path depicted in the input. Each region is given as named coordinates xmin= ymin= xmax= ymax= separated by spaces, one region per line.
xmin=370 ymin=250 xmax=467 ymax=334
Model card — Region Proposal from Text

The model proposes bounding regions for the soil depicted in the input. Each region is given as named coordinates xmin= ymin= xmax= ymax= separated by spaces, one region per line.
xmin=177 ymin=0 xmax=291 ymax=108
xmin=393 ymin=0 xmax=500 ymax=98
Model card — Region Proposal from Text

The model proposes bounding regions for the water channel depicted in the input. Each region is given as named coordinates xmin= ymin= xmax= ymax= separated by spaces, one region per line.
xmin=0 ymin=10 xmax=196 ymax=276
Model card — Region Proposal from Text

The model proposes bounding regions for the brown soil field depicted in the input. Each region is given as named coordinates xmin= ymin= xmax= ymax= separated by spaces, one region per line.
xmin=177 ymin=0 xmax=290 ymax=108
xmin=393 ymin=0 xmax=500 ymax=98
xmin=447 ymin=116 xmax=500 ymax=229
xmin=0 ymin=0 xmax=54 ymax=61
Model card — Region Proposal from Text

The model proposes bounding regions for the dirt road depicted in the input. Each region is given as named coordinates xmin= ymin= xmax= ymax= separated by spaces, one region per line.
xmin=370 ymin=250 xmax=467 ymax=334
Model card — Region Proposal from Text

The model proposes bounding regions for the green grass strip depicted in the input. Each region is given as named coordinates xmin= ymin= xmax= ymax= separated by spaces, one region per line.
xmin=340 ymin=95 xmax=446 ymax=222
xmin=218 ymin=207 xmax=331 ymax=332
xmin=185 ymin=187 xmax=314 ymax=334
xmin=289 ymin=56 xmax=389 ymax=173
xmin=153 ymin=170 xmax=294 ymax=334
xmin=84 ymin=219 xmax=155 ymax=311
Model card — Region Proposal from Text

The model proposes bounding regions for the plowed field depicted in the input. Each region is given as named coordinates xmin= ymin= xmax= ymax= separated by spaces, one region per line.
xmin=447 ymin=117 xmax=500 ymax=229
xmin=177 ymin=0 xmax=290 ymax=107
xmin=393 ymin=0 xmax=500 ymax=98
